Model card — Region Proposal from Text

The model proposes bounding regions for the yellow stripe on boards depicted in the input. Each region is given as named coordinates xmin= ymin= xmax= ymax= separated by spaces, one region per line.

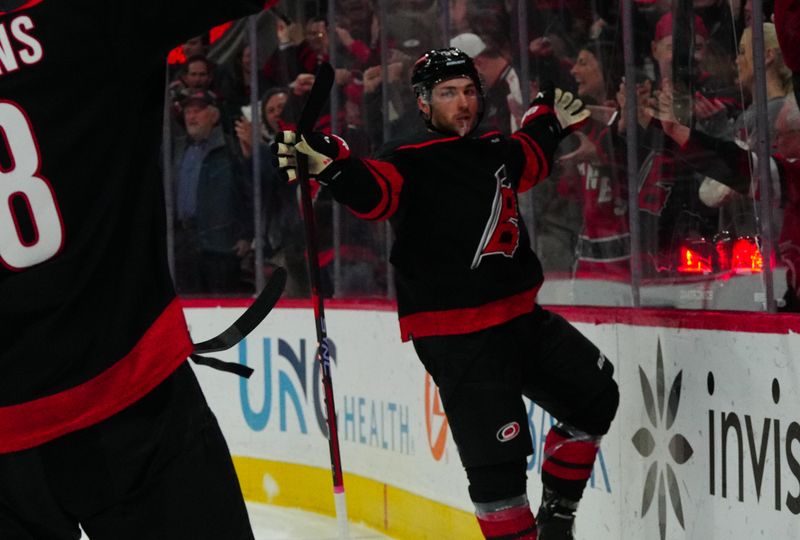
xmin=232 ymin=456 xmax=482 ymax=539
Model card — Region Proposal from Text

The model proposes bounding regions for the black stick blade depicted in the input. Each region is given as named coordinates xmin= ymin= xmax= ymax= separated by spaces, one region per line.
xmin=193 ymin=266 xmax=287 ymax=354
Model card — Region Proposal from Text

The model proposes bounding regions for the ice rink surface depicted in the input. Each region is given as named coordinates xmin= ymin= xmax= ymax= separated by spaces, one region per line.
xmin=78 ymin=503 xmax=392 ymax=539
xmin=246 ymin=503 xmax=392 ymax=539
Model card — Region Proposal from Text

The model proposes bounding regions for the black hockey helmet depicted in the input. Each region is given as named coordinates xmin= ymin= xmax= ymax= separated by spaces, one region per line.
xmin=411 ymin=47 xmax=485 ymax=135
xmin=411 ymin=47 xmax=483 ymax=99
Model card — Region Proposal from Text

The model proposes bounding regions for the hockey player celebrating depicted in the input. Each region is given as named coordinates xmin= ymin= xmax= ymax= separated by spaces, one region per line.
xmin=275 ymin=48 xmax=619 ymax=540
xmin=0 ymin=1 xmax=267 ymax=539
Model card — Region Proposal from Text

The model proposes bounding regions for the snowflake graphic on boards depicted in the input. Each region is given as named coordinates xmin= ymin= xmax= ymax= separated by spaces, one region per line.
xmin=631 ymin=338 xmax=694 ymax=540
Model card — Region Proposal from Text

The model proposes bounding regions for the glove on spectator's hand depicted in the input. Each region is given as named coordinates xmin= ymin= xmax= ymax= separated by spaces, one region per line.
xmin=521 ymin=82 xmax=590 ymax=139
xmin=272 ymin=131 xmax=351 ymax=183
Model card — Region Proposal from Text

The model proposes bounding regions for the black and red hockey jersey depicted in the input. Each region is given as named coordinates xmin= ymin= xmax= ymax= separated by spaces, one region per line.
xmin=0 ymin=0 xmax=265 ymax=454
xmin=571 ymin=118 xmax=630 ymax=278
xmin=323 ymin=111 xmax=561 ymax=341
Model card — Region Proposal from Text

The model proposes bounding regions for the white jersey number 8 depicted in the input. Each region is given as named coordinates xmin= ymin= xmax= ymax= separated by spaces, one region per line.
xmin=0 ymin=101 xmax=63 ymax=270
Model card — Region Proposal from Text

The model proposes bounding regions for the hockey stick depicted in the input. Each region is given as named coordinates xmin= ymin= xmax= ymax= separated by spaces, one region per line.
xmin=296 ymin=61 xmax=350 ymax=540
xmin=191 ymin=267 xmax=287 ymax=377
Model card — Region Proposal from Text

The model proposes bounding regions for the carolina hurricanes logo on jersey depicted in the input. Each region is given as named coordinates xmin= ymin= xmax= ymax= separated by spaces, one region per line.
xmin=471 ymin=164 xmax=520 ymax=269
xmin=638 ymin=153 xmax=674 ymax=216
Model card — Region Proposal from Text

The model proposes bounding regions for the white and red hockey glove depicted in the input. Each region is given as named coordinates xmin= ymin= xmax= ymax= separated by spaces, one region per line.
xmin=272 ymin=130 xmax=351 ymax=184
xmin=521 ymin=82 xmax=590 ymax=139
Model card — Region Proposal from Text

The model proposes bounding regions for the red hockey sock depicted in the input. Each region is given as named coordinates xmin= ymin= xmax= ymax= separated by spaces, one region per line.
xmin=476 ymin=504 xmax=537 ymax=539
xmin=541 ymin=424 xmax=599 ymax=500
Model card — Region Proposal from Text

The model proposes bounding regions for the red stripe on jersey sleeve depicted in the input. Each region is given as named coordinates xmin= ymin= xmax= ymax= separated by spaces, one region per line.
xmin=521 ymin=104 xmax=555 ymax=128
xmin=396 ymin=136 xmax=460 ymax=151
xmin=511 ymin=131 xmax=550 ymax=192
xmin=399 ymin=286 xmax=540 ymax=341
xmin=0 ymin=299 xmax=193 ymax=454
xmin=0 ymin=0 xmax=44 ymax=14
xmin=353 ymin=159 xmax=403 ymax=221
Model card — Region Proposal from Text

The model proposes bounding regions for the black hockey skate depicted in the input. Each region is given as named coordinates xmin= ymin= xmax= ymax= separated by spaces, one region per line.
xmin=536 ymin=486 xmax=578 ymax=540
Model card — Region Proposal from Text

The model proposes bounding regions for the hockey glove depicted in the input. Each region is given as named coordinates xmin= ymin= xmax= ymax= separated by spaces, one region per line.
xmin=521 ymin=82 xmax=590 ymax=139
xmin=272 ymin=131 xmax=351 ymax=184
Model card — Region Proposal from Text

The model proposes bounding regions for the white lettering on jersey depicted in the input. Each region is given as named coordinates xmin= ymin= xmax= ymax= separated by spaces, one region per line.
xmin=0 ymin=101 xmax=64 ymax=270
xmin=579 ymin=163 xmax=612 ymax=203
xmin=0 ymin=15 xmax=43 ymax=76
xmin=11 ymin=16 xmax=42 ymax=65
xmin=471 ymin=164 xmax=520 ymax=269
xmin=0 ymin=22 xmax=20 ymax=73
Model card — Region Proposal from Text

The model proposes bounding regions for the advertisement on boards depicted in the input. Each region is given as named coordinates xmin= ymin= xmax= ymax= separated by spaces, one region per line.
xmin=185 ymin=305 xmax=800 ymax=539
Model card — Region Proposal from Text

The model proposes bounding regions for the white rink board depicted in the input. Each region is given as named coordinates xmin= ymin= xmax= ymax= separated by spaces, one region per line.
xmin=185 ymin=306 xmax=800 ymax=540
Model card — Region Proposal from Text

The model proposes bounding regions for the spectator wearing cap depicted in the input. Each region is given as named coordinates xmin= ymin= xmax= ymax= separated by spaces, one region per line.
xmin=169 ymin=54 xmax=223 ymax=131
xmin=171 ymin=90 xmax=252 ymax=295
xmin=450 ymin=32 xmax=523 ymax=134
xmin=649 ymin=12 xmax=737 ymax=120
xmin=650 ymin=12 xmax=710 ymax=86
xmin=615 ymin=12 xmax=735 ymax=277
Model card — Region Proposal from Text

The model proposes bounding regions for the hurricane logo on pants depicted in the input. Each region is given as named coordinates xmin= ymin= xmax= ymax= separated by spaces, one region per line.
xmin=497 ymin=421 xmax=520 ymax=442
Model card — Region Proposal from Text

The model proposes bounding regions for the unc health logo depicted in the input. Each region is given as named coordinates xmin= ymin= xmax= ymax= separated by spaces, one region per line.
xmin=425 ymin=373 xmax=448 ymax=461
xmin=631 ymin=338 xmax=694 ymax=540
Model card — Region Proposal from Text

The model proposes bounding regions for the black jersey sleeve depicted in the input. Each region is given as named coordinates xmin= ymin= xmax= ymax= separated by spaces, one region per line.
xmin=508 ymin=107 xmax=560 ymax=192
xmin=678 ymin=129 xmax=754 ymax=194
xmin=323 ymin=157 xmax=405 ymax=222
xmin=107 ymin=1 xmax=266 ymax=55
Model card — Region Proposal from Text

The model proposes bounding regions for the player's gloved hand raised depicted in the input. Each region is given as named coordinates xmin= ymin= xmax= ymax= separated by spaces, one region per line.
xmin=521 ymin=81 xmax=590 ymax=139
xmin=272 ymin=131 xmax=351 ymax=184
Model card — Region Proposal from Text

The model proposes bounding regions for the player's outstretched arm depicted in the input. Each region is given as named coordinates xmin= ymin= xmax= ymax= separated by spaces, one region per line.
xmin=272 ymin=131 xmax=404 ymax=221
xmin=511 ymin=82 xmax=590 ymax=191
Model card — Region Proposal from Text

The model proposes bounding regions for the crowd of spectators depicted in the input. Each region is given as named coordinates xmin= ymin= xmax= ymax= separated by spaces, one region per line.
xmin=162 ymin=0 xmax=798 ymax=311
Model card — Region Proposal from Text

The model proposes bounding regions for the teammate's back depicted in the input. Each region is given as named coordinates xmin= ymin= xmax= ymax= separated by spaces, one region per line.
xmin=1 ymin=2 xmax=264 ymax=538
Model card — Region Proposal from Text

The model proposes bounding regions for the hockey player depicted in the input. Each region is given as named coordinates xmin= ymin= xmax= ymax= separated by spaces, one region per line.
xmin=275 ymin=48 xmax=620 ymax=540
xmin=0 ymin=1 xmax=267 ymax=539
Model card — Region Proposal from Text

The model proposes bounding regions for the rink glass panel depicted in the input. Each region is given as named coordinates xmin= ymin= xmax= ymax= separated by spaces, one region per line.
xmin=162 ymin=1 xmax=785 ymax=312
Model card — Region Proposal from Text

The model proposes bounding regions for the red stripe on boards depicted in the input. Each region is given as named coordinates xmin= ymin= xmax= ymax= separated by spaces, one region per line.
xmin=178 ymin=298 xmax=800 ymax=334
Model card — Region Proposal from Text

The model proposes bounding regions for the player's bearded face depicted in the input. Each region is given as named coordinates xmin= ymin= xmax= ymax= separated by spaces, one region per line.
xmin=424 ymin=77 xmax=479 ymax=136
